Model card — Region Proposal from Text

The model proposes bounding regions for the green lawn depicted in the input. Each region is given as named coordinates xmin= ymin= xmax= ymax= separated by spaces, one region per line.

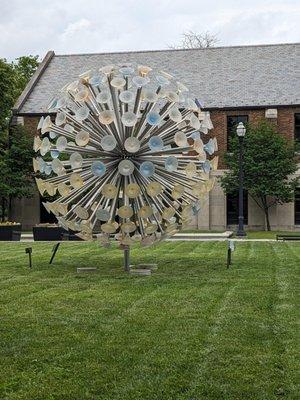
xmin=0 ymin=241 xmax=299 ymax=400
xmin=244 ymin=231 xmax=300 ymax=240
xmin=181 ymin=229 xmax=300 ymax=239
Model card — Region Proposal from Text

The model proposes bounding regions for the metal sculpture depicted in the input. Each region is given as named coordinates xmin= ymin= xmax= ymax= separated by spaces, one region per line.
xmin=33 ymin=64 xmax=218 ymax=256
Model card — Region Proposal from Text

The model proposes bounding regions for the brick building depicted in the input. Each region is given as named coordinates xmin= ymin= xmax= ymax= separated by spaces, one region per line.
xmin=11 ymin=43 xmax=300 ymax=230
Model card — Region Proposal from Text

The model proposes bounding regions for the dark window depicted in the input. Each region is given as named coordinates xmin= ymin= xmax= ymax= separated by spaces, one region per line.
xmin=227 ymin=115 xmax=248 ymax=149
xmin=227 ymin=191 xmax=248 ymax=225
xmin=295 ymin=188 xmax=300 ymax=225
xmin=295 ymin=114 xmax=300 ymax=142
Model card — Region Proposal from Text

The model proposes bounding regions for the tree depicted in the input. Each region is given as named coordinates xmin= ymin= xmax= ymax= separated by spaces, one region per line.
xmin=220 ymin=121 xmax=299 ymax=231
xmin=0 ymin=125 xmax=34 ymax=221
xmin=169 ymin=31 xmax=219 ymax=49
xmin=0 ymin=59 xmax=16 ymax=146
xmin=12 ymin=55 xmax=39 ymax=98
xmin=0 ymin=55 xmax=38 ymax=221
xmin=0 ymin=55 xmax=38 ymax=136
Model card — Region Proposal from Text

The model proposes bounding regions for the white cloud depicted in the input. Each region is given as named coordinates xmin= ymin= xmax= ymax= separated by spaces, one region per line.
xmin=61 ymin=18 xmax=92 ymax=39
xmin=0 ymin=0 xmax=299 ymax=60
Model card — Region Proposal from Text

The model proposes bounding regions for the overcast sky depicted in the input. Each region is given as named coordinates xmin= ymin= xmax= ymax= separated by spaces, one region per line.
xmin=0 ymin=0 xmax=299 ymax=60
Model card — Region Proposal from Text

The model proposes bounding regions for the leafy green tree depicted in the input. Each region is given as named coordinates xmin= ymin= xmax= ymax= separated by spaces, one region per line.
xmin=12 ymin=55 xmax=39 ymax=97
xmin=220 ymin=121 xmax=299 ymax=231
xmin=0 ymin=59 xmax=15 ymax=147
xmin=0 ymin=125 xmax=34 ymax=220
xmin=0 ymin=55 xmax=38 ymax=221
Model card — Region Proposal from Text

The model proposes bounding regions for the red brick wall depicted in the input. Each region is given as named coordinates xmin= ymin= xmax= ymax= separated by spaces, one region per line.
xmin=209 ymin=106 xmax=300 ymax=168
xmin=23 ymin=107 xmax=300 ymax=169
xmin=23 ymin=117 xmax=39 ymax=136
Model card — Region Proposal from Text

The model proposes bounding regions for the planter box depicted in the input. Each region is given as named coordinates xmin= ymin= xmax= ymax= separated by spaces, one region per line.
xmin=67 ymin=229 xmax=83 ymax=241
xmin=0 ymin=224 xmax=22 ymax=241
xmin=33 ymin=226 xmax=63 ymax=241
xmin=61 ymin=229 xmax=83 ymax=241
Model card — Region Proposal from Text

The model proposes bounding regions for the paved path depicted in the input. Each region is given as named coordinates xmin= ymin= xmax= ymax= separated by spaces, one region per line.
xmin=18 ymin=231 xmax=292 ymax=243
xmin=20 ymin=231 xmax=234 ymax=243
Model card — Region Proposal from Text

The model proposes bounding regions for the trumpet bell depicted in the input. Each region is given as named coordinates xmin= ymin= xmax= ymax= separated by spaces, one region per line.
xmin=70 ymin=152 xmax=83 ymax=169
xmin=118 ymin=160 xmax=135 ymax=176
xmin=70 ymin=173 xmax=84 ymax=189
xmin=174 ymin=131 xmax=188 ymax=147
xmin=101 ymin=135 xmax=117 ymax=151
xmin=146 ymin=182 xmax=162 ymax=197
xmin=75 ymin=131 xmax=90 ymax=147
xmin=124 ymin=137 xmax=140 ymax=153
xmin=74 ymin=205 xmax=89 ymax=220
xmin=55 ymin=112 xmax=66 ymax=126
xmin=169 ymin=107 xmax=182 ymax=123
xmin=111 ymin=76 xmax=126 ymax=89
xmin=132 ymin=76 xmax=150 ymax=87
xmin=96 ymin=208 xmax=110 ymax=222
xmin=75 ymin=106 xmax=90 ymax=121
xmin=91 ymin=161 xmax=106 ymax=177
xmin=119 ymin=90 xmax=135 ymax=103
xmin=101 ymin=222 xmax=118 ymax=234
xmin=165 ymin=156 xmax=178 ymax=172
xmin=101 ymin=184 xmax=118 ymax=199
xmin=56 ymin=136 xmax=68 ymax=152
xmin=149 ymin=136 xmax=164 ymax=151
xmin=125 ymin=183 xmax=140 ymax=198
xmin=140 ymin=161 xmax=155 ymax=177
xmin=138 ymin=205 xmax=153 ymax=218
xmin=146 ymin=111 xmax=162 ymax=126
xmin=99 ymin=110 xmax=115 ymax=125
xmin=117 ymin=205 xmax=133 ymax=218
xmin=121 ymin=222 xmax=136 ymax=233
xmin=121 ymin=111 xmax=137 ymax=127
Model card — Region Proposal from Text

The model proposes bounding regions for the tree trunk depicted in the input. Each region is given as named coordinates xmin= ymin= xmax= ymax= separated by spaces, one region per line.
xmin=264 ymin=207 xmax=271 ymax=231
xmin=8 ymin=195 xmax=12 ymax=221
xmin=261 ymin=195 xmax=271 ymax=231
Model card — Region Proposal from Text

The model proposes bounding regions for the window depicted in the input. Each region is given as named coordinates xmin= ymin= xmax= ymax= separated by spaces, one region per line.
xmin=227 ymin=115 xmax=248 ymax=149
xmin=295 ymin=114 xmax=300 ymax=142
xmin=226 ymin=191 xmax=248 ymax=225
xmin=295 ymin=188 xmax=300 ymax=225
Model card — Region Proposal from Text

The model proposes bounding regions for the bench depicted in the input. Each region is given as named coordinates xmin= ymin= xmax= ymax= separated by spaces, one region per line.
xmin=276 ymin=234 xmax=300 ymax=241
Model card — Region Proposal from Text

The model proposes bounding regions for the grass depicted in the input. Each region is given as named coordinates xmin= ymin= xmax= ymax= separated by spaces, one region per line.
xmin=0 ymin=241 xmax=299 ymax=400
xmin=176 ymin=229 xmax=300 ymax=239
xmin=244 ymin=231 xmax=300 ymax=240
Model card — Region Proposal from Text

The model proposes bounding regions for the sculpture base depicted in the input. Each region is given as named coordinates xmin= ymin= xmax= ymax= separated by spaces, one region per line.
xmin=129 ymin=268 xmax=152 ymax=276
xmin=129 ymin=263 xmax=158 ymax=275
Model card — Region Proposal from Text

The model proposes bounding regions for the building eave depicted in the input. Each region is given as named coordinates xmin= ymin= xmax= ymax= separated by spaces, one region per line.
xmin=14 ymin=103 xmax=300 ymax=118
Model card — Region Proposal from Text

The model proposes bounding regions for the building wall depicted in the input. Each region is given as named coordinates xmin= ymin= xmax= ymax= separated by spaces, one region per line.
xmin=209 ymin=106 xmax=300 ymax=230
xmin=12 ymin=107 xmax=300 ymax=231
xmin=210 ymin=106 xmax=300 ymax=167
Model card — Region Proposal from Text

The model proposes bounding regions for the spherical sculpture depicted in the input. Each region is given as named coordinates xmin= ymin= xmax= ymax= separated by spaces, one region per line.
xmin=33 ymin=64 xmax=218 ymax=247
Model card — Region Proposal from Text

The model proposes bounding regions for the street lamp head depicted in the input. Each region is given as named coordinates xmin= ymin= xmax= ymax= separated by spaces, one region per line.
xmin=236 ymin=122 xmax=246 ymax=137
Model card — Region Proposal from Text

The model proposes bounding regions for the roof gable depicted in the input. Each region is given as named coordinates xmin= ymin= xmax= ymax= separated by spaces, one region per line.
xmin=15 ymin=43 xmax=300 ymax=114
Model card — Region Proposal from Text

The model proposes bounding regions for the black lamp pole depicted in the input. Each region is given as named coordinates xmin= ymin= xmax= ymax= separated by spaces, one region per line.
xmin=237 ymin=122 xmax=246 ymax=237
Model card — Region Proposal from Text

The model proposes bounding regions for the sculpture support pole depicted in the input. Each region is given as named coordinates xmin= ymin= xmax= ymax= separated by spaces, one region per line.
xmin=124 ymin=246 xmax=130 ymax=272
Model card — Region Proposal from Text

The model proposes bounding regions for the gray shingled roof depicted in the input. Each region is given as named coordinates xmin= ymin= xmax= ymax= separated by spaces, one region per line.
xmin=16 ymin=43 xmax=300 ymax=114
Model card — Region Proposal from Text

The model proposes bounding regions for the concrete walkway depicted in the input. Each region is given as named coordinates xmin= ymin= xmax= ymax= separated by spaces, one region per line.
xmin=18 ymin=231 xmax=294 ymax=243
xmin=168 ymin=231 xmax=233 ymax=241
xmin=20 ymin=231 xmax=234 ymax=243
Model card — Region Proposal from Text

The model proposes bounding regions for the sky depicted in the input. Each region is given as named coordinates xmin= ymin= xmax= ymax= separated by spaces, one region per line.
xmin=0 ymin=0 xmax=299 ymax=60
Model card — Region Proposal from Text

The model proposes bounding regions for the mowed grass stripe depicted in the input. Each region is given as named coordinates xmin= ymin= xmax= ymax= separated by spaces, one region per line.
xmin=0 ymin=241 xmax=299 ymax=400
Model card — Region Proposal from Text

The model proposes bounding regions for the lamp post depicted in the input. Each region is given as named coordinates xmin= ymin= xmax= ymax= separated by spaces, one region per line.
xmin=236 ymin=122 xmax=247 ymax=237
